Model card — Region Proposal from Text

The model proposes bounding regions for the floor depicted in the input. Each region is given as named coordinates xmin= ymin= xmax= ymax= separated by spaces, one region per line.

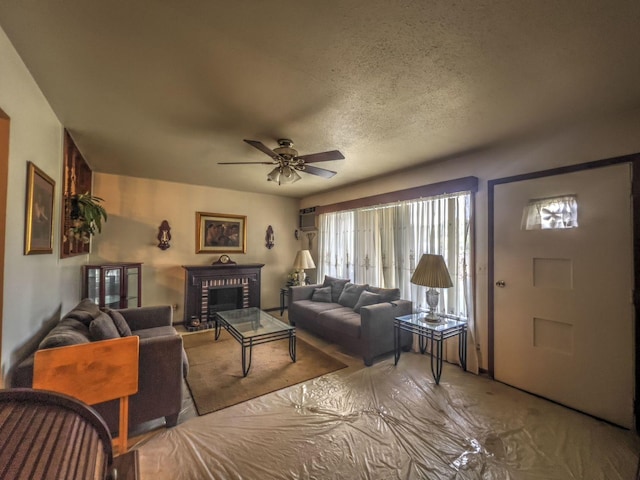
xmin=128 ymin=312 xmax=640 ymax=480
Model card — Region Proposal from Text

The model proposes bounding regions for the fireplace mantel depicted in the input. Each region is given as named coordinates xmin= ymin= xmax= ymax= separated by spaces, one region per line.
xmin=182 ymin=264 xmax=264 ymax=325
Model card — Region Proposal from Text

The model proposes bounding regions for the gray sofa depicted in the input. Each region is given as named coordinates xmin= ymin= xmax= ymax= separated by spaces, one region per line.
xmin=288 ymin=276 xmax=413 ymax=365
xmin=8 ymin=299 xmax=188 ymax=435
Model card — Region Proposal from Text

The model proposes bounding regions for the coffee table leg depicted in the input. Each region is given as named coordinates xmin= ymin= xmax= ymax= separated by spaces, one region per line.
xmin=214 ymin=315 xmax=222 ymax=340
xmin=289 ymin=333 xmax=296 ymax=362
xmin=242 ymin=339 xmax=253 ymax=377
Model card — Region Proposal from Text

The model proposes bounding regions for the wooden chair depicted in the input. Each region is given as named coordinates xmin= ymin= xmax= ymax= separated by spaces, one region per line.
xmin=33 ymin=336 xmax=139 ymax=455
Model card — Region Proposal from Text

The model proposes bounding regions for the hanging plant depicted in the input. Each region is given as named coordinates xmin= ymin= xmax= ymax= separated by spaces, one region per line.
xmin=68 ymin=193 xmax=108 ymax=244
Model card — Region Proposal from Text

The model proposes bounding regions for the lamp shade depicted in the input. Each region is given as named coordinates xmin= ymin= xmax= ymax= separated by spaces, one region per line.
xmin=410 ymin=254 xmax=453 ymax=288
xmin=293 ymin=249 xmax=316 ymax=270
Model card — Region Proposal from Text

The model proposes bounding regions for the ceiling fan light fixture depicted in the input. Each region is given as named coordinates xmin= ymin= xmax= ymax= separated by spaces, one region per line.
xmin=266 ymin=166 xmax=301 ymax=185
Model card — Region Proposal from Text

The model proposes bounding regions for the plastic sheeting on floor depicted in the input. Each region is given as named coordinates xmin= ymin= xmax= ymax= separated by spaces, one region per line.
xmin=136 ymin=353 xmax=640 ymax=479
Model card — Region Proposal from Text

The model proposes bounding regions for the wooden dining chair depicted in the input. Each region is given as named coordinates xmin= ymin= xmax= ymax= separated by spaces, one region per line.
xmin=33 ymin=336 xmax=139 ymax=455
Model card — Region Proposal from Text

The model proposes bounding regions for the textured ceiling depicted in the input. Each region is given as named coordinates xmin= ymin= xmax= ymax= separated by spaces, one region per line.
xmin=1 ymin=1 xmax=640 ymax=198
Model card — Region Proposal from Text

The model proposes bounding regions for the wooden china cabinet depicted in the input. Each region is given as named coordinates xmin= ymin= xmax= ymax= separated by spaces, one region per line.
xmin=82 ymin=263 xmax=142 ymax=309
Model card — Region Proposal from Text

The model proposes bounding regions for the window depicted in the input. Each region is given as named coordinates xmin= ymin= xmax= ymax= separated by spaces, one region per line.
xmin=521 ymin=195 xmax=578 ymax=230
xmin=317 ymin=192 xmax=472 ymax=319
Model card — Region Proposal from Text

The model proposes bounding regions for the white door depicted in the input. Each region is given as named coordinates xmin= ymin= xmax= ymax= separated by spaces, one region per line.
xmin=493 ymin=163 xmax=634 ymax=428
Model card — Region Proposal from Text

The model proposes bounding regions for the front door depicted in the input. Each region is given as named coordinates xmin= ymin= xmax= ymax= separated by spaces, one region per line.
xmin=493 ymin=163 xmax=634 ymax=428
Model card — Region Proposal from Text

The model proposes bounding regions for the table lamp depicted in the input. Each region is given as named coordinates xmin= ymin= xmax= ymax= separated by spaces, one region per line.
xmin=410 ymin=253 xmax=453 ymax=322
xmin=292 ymin=249 xmax=316 ymax=285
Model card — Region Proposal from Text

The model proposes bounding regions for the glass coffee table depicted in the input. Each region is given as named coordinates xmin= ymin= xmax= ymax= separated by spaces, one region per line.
xmin=214 ymin=307 xmax=296 ymax=376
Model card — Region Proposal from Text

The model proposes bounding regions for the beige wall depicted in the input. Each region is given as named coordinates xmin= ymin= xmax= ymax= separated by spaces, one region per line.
xmin=92 ymin=174 xmax=300 ymax=317
xmin=0 ymin=26 xmax=88 ymax=373
xmin=302 ymin=108 xmax=640 ymax=369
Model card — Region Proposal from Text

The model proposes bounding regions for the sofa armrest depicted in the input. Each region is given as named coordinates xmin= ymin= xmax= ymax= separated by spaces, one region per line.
xmin=117 ymin=305 xmax=173 ymax=330
xmin=289 ymin=284 xmax=320 ymax=302
xmin=360 ymin=300 xmax=413 ymax=365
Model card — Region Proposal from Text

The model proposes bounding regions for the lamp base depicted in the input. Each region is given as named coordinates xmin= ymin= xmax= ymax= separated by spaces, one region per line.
xmin=425 ymin=288 xmax=442 ymax=323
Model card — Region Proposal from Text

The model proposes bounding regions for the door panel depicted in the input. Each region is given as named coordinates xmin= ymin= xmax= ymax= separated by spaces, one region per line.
xmin=494 ymin=163 xmax=634 ymax=428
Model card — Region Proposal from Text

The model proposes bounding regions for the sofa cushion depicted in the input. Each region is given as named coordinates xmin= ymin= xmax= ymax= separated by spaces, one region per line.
xmin=367 ymin=286 xmax=401 ymax=303
xmin=322 ymin=275 xmax=351 ymax=303
xmin=311 ymin=286 xmax=332 ymax=303
xmin=354 ymin=291 xmax=381 ymax=313
xmin=318 ymin=308 xmax=362 ymax=339
xmin=289 ymin=299 xmax=343 ymax=324
xmin=106 ymin=309 xmax=132 ymax=337
xmin=38 ymin=318 xmax=91 ymax=350
xmin=338 ymin=283 xmax=369 ymax=309
xmin=89 ymin=312 xmax=121 ymax=341
xmin=64 ymin=298 xmax=102 ymax=326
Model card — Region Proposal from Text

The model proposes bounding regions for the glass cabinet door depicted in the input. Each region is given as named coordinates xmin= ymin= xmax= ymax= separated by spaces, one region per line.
xmin=104 ymin=267 xmax=122 ymax=309
xmin=125 ymin=266 xmax=140 ymax=307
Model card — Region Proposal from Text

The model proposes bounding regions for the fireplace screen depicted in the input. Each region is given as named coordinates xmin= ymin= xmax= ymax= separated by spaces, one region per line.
xmin=208 ymin=285 xmax=244 ymax=316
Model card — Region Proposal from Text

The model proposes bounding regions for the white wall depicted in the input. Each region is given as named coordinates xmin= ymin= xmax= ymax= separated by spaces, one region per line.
xmin=302 ymin=108 xmax=640 ymax=369
xmin=0 ymin=26 xmax=88 ymax=374
xmin=92 ymin=174 xmax=300 ymax=318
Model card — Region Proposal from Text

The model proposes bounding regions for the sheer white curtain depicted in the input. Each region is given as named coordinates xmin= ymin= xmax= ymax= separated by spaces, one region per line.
xmin=318 ymin=192 xmax=478 ymax=374
xmin=317 ymin=210 xmax=355 ymax=281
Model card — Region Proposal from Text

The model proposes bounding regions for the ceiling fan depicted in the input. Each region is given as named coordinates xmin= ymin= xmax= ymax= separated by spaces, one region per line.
xmin=218 ymin=139 xmax=345 ymax=185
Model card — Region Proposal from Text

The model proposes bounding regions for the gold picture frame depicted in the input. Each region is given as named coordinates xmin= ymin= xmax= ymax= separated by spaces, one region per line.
xmin=196 ymin=212 xmax=247 ymax=254
xmin=25 ymin=161 xmax=55 ymax=255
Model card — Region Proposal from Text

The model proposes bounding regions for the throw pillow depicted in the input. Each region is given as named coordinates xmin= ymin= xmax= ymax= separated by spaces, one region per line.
xmin=338 ymin=282 xmax=369 ymax=309
xmin=64 ymin=298 xmax=102 ymax=326
xmin=105 ymin=308 xmax=132 ymax=337
xmin=354 ymin=291 xmax=381 ymax=313
xmin=89 ymin=312 xmax=121 ymax=341
xmin=311 ymin=286 xmax=332 ymax=303
xmin=322 ymin=275 xmax=351 ymax=303
xmin=367 ymin=286 xmax=401 ymax=303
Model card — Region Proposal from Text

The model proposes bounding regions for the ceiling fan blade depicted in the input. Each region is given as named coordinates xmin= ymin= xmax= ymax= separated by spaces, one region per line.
xmin=301 ymin=164 xmax=337 ymax=178
xmin=296 ymin=150 xmax=345 ymax=163
xmin=218 ymin=161 xmax=275 ymax=165
xmin=244 ymin=139 xmax=279 ymax=158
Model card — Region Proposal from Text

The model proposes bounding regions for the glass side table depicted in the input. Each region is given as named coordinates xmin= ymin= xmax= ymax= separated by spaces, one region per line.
xmin=394 ymin=313 xmax=468 ymax=385
xmin=280 ymin=287 xmax=289 ymax=315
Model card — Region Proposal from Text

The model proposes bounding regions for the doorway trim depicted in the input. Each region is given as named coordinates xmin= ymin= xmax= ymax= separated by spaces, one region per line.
xmin=488 ymin=151 xmax=640 ymax=430
xmin=0 ymin=109 xmax=9 ymax=387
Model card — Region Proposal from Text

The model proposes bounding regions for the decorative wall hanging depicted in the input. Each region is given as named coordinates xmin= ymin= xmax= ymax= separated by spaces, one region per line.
xmin=266 ymin=225 xmax=275 ymax=249
xmin=61 ymin=130 xmax=93 ymax=258
xmin=24 ymin=161 xmax=55 ymax=255
xmin=157 ymin=220 xmax=171 ymax=250
xmin=196 ymin=212 xmax=247 ymax=254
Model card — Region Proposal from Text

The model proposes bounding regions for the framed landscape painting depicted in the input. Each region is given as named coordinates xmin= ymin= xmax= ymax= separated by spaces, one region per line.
xmin=25 ymin=161 xmax=55 ymax=255
xmin=196 ymin=212 xmax=247 ymax=254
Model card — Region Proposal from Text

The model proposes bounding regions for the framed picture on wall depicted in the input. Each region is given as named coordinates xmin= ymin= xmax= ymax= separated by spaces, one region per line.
xmin=196 ymin=212 xmax=246 ymax=254
xmin=24 ymin=161 xmax=55 ymax=255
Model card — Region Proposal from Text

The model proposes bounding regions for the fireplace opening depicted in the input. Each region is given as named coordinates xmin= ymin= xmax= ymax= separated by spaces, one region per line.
xmin=208 ymin=285 xmax=244 ymax=315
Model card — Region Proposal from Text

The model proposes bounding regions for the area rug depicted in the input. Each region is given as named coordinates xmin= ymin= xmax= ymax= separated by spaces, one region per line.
xmin=183 ymin=329 xmax=348 ymax=415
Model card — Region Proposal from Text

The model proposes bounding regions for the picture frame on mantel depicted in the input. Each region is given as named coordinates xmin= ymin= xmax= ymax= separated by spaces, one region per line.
xmin=24 ymin=161 xmax=55 ymax=255
xmin=196 ymin=212 xmax=247 ymax=254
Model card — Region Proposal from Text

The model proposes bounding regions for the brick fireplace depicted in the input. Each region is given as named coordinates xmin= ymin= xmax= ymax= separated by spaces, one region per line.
xmin=182 ymin=263 xmax=264 ymax=330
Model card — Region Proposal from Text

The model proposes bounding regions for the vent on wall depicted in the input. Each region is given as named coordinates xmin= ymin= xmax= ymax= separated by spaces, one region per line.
xmin=299 ymin=207 xmax=317 ymax=231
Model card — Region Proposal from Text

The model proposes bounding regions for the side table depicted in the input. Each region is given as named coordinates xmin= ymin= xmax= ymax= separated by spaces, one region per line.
xmin=394 ymin=313 xmax=467 ymax=384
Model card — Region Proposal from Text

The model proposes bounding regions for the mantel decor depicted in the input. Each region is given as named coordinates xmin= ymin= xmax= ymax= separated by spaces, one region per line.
xmin=24 ymin=161 xmax=55 ymax=255
xmin=196 ymin=212 xmax=246 ymax=254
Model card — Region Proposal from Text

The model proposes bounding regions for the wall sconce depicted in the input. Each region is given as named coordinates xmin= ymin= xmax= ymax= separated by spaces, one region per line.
xmin=157 ymin=220 xmax=171 ymax=250
xmin=266 ymin=225 xmax=275 ymax=249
